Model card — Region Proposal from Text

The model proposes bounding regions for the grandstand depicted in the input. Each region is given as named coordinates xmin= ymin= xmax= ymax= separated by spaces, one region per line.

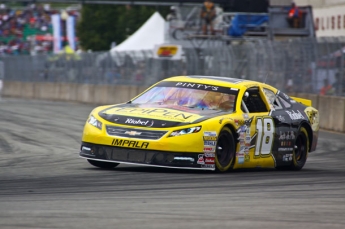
xmin=0 ymin=3 xmax=79 ymax=55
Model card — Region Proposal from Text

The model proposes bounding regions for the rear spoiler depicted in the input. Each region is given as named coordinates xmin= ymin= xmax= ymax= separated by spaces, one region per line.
xmin=290 ymin=96 xmax=312 ymax=107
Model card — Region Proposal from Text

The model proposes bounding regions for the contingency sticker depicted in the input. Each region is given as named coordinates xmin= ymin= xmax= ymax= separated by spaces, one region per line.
xmin=237 ymin=117 xmax=254 ymax=164
xmin=203 ymin=131 xmax=217 ymax=141
xmin=197 ymin=153 xmax=215 ymax=168
xmin=203 ymin=146 xmax=216 ymax=153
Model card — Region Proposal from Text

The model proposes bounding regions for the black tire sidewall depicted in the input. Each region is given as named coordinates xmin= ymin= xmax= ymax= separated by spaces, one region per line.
xmin=291 ymin=127 xmax=309 ymax=170
xmin=215 ymin=127 xmax=236 ymax=172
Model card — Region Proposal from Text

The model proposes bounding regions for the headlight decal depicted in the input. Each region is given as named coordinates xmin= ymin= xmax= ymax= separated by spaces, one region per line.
xmin=168 ymin=126 xmax=201 ymax=137
xmin=88 ymin=115 xmax=103 ymax=130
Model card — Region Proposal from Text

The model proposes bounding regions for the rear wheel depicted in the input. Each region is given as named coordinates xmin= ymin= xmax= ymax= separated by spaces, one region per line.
xmin=215 ymin=127 xmax=236 ymax=172
xmin=87 ymin=159 xmax=119 ymax=169
xmin=290 ymin=127 xmax=309 ymax=170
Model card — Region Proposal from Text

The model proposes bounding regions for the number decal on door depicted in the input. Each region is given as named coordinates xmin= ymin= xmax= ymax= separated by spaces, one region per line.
xmin=254 ymin=117 xmax=275 ymax=157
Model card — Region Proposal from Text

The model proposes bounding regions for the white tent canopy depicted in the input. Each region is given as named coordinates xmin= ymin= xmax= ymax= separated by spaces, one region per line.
xmin=110 ymin=12 xmax=166 ymax=53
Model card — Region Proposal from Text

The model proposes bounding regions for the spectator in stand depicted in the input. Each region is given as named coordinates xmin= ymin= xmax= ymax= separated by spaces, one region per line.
xmin=286 ymin=2 xmax=302 ymax=28
xmin=200 ymin=0 xmax=216 ymax=35
xmin=0 ymin=3 xmax=79 ymax=55
xmin=166 ymin=6 xmax=177 ymax=22
xmin=320 ymin=78 xmax=334 ymax=96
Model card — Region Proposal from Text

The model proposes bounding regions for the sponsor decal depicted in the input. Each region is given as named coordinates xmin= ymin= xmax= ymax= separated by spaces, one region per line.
xmin=125 ymin=118 xmax=154 ymax=127
xmin=237 ymin=117 xmax=254 ymax=162
xmin=156 ymin=45 xmax=178 ymax=57
xmin=203 ymin=136 xmax=217 ymax=141
xmin=205 ymin=157 xmax=214 ymax=165
xmin=305 ymin=107 xmax=319 ymax=131
xmin=175 ymin=82 xmax=219 ymax=91
xmin=204 ymin=141 xmax=216 ymax=146
xmin=204 ymin=157 xmax=215 ymax=164
xmin=276 ymin=115 xmax=285 ymax=122
xmin=204 ymin=153 xmax=215 ymax=157
xmin=279 ymin=131 xmax=295 ymax=140
xmin=203 ymin=146 xmax=216 ymax=153
xmin=197 ymin=154 xmax=205 ymax=165
xmin=283 ymin=154 xmax=293 ymax=161
xmin=124 ymin=131 xmax=142 ymax=136
xmin=235 ymin=119 xmax=245 ymax=126
xmin=196 ymin=154 xmax=205 ymax=165
xmin=278 ymin=148 xmax=293 ymax=151
xmin=111 ymin=139 xmax=149 ymax=149
xmin=108 ymin=108 xmax=195 ymax=120
xmin=280 ymin=141 xmax=292 ymax=146
xmin=204 ymin=131 xmax=217 ymax=136
xmin=197 ymin=153 xmax=215 ymax=166
xmin=285 ymin=110 xmax=305 ymax=120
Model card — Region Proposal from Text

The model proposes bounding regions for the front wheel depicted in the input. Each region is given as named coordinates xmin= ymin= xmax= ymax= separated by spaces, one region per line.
xmin=87 ymin=159 xmax=119 ymax=169
xmin=290 ymin=127 xmax=309 ymax=170
xmin=215 ymin=127 xmax=236 ymax=172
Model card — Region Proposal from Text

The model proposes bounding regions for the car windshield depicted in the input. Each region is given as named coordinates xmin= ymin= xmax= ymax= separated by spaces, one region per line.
xmin=132 ymin=84 xmax=237 ymax=112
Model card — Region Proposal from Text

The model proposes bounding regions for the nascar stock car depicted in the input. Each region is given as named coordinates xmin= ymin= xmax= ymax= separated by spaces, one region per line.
xmin=80 ymin=75 xmax=319 ymax=172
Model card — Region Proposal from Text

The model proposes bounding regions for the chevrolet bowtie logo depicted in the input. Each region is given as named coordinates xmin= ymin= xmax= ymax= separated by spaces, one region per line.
xmin=124 ymin=131 xmax=142 ymax=136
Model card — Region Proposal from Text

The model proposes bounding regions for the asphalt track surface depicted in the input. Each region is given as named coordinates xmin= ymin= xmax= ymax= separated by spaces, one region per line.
xmin=0 ymin=98 xmax=344 ymax=229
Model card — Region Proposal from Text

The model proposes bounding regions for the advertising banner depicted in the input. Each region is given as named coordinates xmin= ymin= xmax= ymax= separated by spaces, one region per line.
xmin=66 ymin=16 xmax=76 ymax=50
xmin=51 ymin=14 xmax=61 ymax=53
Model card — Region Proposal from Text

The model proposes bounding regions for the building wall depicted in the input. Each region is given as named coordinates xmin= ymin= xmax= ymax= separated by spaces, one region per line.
xmin=295 ymin=0 xmax=345 ymax=36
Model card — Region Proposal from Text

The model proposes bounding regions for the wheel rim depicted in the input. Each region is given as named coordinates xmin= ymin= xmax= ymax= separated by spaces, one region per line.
xmin=216 ymin=132 xmax=234 ymax=167
xmin=294 ymin=134 xmax=306 ymax=162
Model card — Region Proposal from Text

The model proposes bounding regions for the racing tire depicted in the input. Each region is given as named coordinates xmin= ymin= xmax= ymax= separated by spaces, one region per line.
xmin=290 ymin=126 xmax=309 ymax=170
xmin=215 ymin=127 xmax=236 ymax=172
xmin=87 ymin=159 xmax=119 ymax=169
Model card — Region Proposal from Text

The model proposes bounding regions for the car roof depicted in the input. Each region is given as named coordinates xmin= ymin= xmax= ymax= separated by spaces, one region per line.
xmin=163 ymin=75 xmax=265 ymax=89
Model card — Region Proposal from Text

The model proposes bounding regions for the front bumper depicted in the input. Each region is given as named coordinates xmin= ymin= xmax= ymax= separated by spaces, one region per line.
xmin=80 ymin=142 xmax=216 ymax=170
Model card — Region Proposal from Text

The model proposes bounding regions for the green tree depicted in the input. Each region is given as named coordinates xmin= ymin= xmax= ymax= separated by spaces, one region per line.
xmin=77 ymin=4 xmax=168 ymax=51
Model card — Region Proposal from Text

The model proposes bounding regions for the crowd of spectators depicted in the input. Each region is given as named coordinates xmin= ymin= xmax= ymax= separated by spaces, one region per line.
xmin=0 ymin=3 xmax=79 ymax=56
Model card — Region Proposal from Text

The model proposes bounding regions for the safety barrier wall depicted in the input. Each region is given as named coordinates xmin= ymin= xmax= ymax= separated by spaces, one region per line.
xmin=2 ymin=81 xmax=345 ymax=133
xmin=2 ymin=81 xmax=148 ymax=105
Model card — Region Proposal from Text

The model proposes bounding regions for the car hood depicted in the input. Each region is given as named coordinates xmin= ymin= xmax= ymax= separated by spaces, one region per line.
xmin=98 ymin=103 xmax=227 ymax=128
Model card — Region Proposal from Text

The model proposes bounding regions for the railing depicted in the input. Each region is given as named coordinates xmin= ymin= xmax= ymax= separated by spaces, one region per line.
xmin=1 ymin=37 xmax=345 ymax=96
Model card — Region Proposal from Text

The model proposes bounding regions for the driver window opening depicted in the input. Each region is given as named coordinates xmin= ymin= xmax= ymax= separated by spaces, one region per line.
xmin=242 ymin=87 xmax=268 ymax=113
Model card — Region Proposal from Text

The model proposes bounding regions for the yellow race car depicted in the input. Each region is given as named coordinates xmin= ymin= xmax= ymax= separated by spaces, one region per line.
xmin=80 ymin=76 xmax=319 ymax=172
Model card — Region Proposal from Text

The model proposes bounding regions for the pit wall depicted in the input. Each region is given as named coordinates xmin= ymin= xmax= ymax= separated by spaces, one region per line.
xmin=2 ymin=81 xmax=345 ymax=133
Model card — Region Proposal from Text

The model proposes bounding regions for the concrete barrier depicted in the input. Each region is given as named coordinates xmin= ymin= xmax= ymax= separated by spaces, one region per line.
xmin=77 ymin=84 xmax=95 ymax=103
xmin=317 ymin=95 xmax=332 ymax=131
xmin=20 ymin=82 xmax=35 ymax=99
xmin=330 ymin=96 xmax=345 ymax=132
xmin=3 ymin=81 xmax=22 ymax=97
xmin=59 ymin=83 xmax=78 ymax=101
xmin=2 ymin=81 xmax=345 ymax=132
xmin=34 ymin=82 xmax=60 ymax=100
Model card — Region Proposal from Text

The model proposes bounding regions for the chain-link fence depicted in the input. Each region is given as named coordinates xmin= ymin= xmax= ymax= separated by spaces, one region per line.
xmin=2 ymin=37 xmax=345 ymax=96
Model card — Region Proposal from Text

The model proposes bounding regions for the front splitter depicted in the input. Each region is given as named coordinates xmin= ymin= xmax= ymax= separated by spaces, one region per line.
xmin=80 ymin=142 xmax=216 ymax=171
